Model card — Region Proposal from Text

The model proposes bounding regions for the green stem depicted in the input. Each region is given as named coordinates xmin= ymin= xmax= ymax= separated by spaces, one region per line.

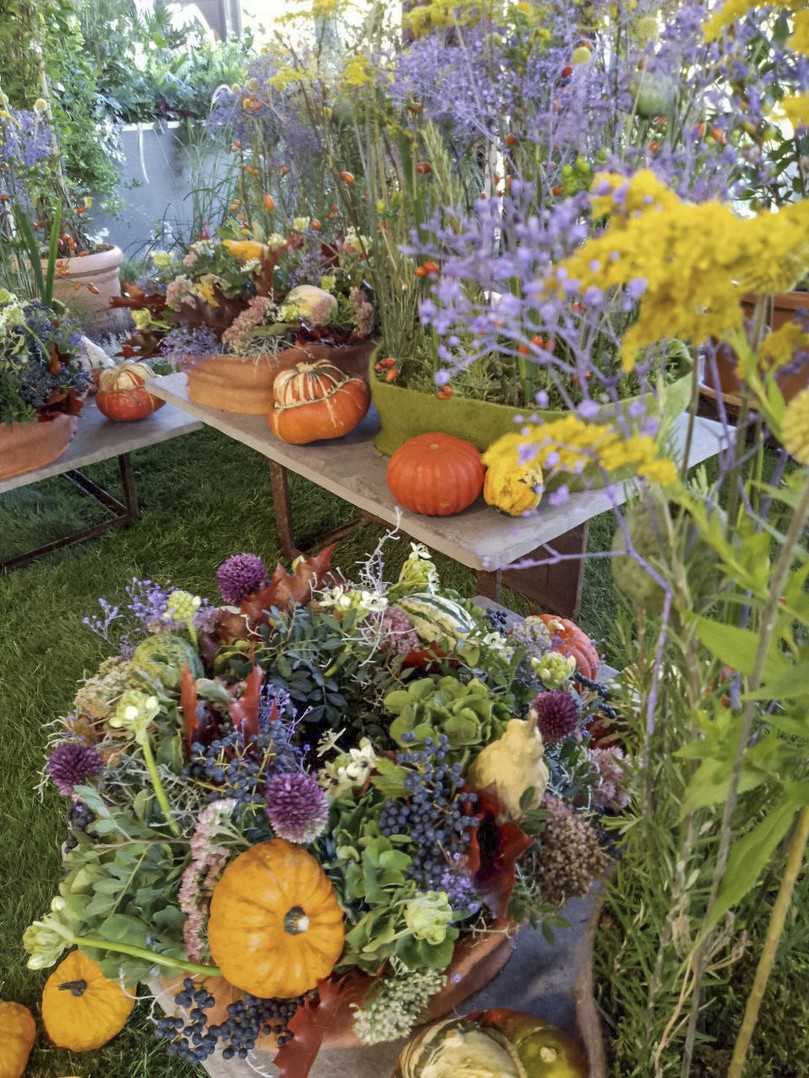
xmin=75 ymin=936 xmax=219 ymax=978
xmin=728 ymin=806 xmax=809 ymax=1078
xmin=140 ymin=734 xmax=181 ymax=838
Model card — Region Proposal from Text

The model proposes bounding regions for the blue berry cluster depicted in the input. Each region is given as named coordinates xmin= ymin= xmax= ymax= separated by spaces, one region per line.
xmin=155 ymin=978 xmax=300 ymax=1063
xmin=378 ymin=734 xmax=478 ymax=893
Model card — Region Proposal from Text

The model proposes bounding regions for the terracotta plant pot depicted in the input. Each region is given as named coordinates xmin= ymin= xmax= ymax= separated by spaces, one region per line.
xmin=702 ymin=291 xmax=809 ymax=406
xmin=371 ymin=361 xmax=692 ymax=456
xmin=0 ymin=414 xmax=77 ymax=481
xmin=186 ymin=340 xmax=378 ymax=416
xmin=49 ymin=245 xmax=123 ymax=318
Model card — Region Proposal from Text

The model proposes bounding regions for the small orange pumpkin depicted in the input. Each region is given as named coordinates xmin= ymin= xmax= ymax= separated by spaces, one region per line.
xmin=96 ymin=362 xmax=165 ymax=422
xmin=41 ymin=950 xmax=134 ymax=1052
xmin=538 ymin=613 xmax=600 ymax=680
xmin=0 ymin=1001 xmax=36 ymax=1078
xmin=387 ymin=432 xmax=485 ymax=516
xmin=208 ymin=839 xmax=345 ymax=999
xmin=269 ymin=360 xmax=370 ymax=444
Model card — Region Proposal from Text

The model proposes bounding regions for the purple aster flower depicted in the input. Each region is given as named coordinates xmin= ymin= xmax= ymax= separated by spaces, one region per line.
xmin=548 ymin=484 xmax=570 ymax=507
xmin=532 ymin=691 xmax=579 ymax=745
xmin=47 ymin=742 xmax=104 ymax=796
xmin=265 ymin=772 xmax=329 ymax=844
xmin=217 ymin=553 xmax=268 ymax=604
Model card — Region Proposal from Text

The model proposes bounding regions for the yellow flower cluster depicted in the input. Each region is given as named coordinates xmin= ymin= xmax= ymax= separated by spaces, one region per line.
xmin=760 ymin=323 xmax=809 ymax=370
xmin=702 ymin=0 xmax=801 ymax=42
xmin=551 ymin=170 xmax=809 ymax=370
xmin=783 ymin=94 xmax=809 ymax=128
xmin=789 ymin=10 xmax=809 ymax=55
xmin=485 ymin=413 xmax=678 ymax=492
xmin=403 ymin=0 xmax=544 ymax=36
xmin=781 ymin=388 xmax=809 ymax=466
xmin=342 ymin=55 xmax=373 ymax=88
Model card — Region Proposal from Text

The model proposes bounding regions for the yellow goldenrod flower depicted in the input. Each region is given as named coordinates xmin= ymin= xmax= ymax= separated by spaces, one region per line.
xmin=789 ymin=10 xmax=809 ymax=55
xmin=194 ymin=274 xmax=221 ymax=308
xmin=781 ymin=388 xmax=809 ymax=465
xmin=551 ymin=170 xmax=809 ymax=369
xmin=702 ymin=0 xmax=800 ymax=42
xmin=760 ymin=323 xmax=809 ymax=370
xmin=269 ymin=65 xmax=303 ymax=92
xmin=223 ymin=239 xmax=268 ymax=262
xmin=342 ymin=55 xmax=372 ymax=88
xmin=783 ymin=94 xmax=809 ymax=128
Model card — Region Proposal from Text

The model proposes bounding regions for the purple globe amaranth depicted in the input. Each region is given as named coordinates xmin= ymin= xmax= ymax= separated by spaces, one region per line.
xmin=532 ymin=690 xmax=579 ymax=745
xmin=265 ymin=771 xmax=329 ymax=844
xmin=47 ymin=742 xmax=104 ymax=796
xmin=217 ymin=553 xmax=268 ymax=604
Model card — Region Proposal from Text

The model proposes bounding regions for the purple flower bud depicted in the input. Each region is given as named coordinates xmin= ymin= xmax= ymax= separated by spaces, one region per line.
xmin=435 ymin=369 xmax=452 ymax=387
xmin=549 ymin=484 xmax=570 ymax=506
xmin=578 ymin=399 xmax=600 ymax=419
xmin=217 ymin=553 xmax=268 ymax=604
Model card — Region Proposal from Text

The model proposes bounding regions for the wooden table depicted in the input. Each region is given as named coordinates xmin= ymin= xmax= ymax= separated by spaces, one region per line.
xmin=149 ymin=372 xmax=729 ymax=616
xmin=0 ymin=400 xmax=201 ymax=571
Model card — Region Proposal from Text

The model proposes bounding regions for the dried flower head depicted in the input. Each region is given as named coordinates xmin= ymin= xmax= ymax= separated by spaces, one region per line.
xmin=47 ymin=742 xmax=104 ymax=796
xmin=532 ymin=690 xmax=579 ymax=744
xmin=536 ymin=795 xmax=609 ymax=906
xmin=265 ymin=771 xmax=329 ymax=844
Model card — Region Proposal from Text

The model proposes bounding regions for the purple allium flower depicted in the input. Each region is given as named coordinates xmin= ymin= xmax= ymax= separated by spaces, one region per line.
xmin=47 ymin=742 xmax=104 ymax=796
xmin=532 ymin=690 xmax=579 ymax=744
xmin=265 ymin=772 xmax=329 ymax=844
xmin=217 ymin=553 xmax=268 ymax=604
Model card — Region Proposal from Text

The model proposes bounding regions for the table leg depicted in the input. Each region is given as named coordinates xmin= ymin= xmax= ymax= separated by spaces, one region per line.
xmin=268 ymin=461 xmax=300 ymax=561
xmin=494 ymin=522 xmax=589 ymax=618
xmin=475 ymin=569 xmax=501 ymax=603
xmin=119 ymin=453 xmax=139 ymax=521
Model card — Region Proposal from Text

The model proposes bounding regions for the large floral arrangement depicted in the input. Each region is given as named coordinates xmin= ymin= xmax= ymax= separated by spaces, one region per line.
xmin=24 ymin=540 xmax=623 ymax=1072
xmin=0 ymin=290 xmax=87 ymax=425
xmin=116 ymin=222 xmax=375 ymax=363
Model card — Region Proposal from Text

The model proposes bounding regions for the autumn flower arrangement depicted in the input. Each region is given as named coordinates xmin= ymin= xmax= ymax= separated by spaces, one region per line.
xmin=25 ymin=540 xmax=623 ymax=1071
xmin=116 ymin=221 xmax=375 ymax=364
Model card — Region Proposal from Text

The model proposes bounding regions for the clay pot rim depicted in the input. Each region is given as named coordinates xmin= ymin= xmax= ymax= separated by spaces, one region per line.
xmin=50 ymin=245 xmax=123 ymax=273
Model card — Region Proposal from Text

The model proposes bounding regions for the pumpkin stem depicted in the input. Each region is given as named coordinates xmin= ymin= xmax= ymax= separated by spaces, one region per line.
xmin=284 ymin=906 xmax=310 ymax=935
xmin=58 ymin=978 xmax=88 ymax=997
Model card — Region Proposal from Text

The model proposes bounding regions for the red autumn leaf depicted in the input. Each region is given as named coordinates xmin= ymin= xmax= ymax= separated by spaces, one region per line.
xmin=228 ymin=665 xmax=264 ymax=742
xmin=468 ymin=786 xmax=533 ymax=922
xmin=241 ymin=546 xmax=335 ymax=621
xmin=180 ymin=663 xmax=199 ymax=752
xmin=275 ymin=974 xmax=369 ymax=1078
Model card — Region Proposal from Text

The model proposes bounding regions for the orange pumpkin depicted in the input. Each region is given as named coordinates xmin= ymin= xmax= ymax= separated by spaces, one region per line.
xmin=387 ymin=432 xmax=484 ymax=516
xmin=269 ymin=360 xmax=370 ymax=444
xmin=96 ymin=363 xmax=165 ymax=422
xmin=538 ymin=613 xmax=600 ymax=680
xmin=0 ymin=1001 xmax=36 ymax=1078
xmin=208 ymin=839 xmax=345 ymax=999
xmin=41 ymin=950 xmax=134 ymax=1052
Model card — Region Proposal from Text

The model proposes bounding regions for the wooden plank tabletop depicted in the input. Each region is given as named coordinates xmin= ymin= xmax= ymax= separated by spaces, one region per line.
xmin=149 ymin=371 xmax=730 ymax=572
xmin=0 ymin=400 xmax=202 ymax=496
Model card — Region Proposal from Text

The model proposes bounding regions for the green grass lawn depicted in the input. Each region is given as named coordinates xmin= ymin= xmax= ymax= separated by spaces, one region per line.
xmin=0 ymin=424 xmax=617 ymax=1077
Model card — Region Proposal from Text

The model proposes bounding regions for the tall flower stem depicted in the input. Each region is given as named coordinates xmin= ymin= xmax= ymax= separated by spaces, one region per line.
xmin=681 ymin=471 xmax=809 ymax=1073
xmin=140 ymin=735 xmax=182 ymax=839
xmin=728 ymin=806 xmax=809 ymax=1077
xmin=75 ymin=935 xmax=219 ymax=978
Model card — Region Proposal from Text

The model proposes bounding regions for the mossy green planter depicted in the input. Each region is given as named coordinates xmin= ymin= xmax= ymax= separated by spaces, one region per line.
xmin=371 ymin=364 xmax=693 ymax=456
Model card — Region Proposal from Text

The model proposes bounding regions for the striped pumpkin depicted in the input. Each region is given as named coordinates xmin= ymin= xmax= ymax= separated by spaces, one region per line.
xmin=269 ymin=360 xmax=370 ymax=444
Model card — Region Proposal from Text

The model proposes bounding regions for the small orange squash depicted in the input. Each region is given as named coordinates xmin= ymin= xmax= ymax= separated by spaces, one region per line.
xmin=96 ymin=362 xmax=165 ymax=422
xmin=538 ymin=614 xmax=600 ymax=680
xmin=269 ymin=360 xmax=370 ymax=444
xmin=387 ymin=432 xmax=485 ymax=516
xmin=0 ymin=1001 xmax=36 ymax=1078
xmin=41 ymin=950 xmax=134 ymax=1052
xmin=208 ymin=839 xmax=345 ymax=999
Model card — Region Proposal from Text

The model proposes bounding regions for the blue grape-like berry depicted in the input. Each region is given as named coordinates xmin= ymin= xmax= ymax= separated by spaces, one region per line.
xmin=378 ymin=735 xmax=479 ymax=897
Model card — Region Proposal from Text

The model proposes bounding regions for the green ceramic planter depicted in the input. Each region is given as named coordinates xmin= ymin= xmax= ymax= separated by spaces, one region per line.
xmin=371 ymin=362 xmax=693 ymax=456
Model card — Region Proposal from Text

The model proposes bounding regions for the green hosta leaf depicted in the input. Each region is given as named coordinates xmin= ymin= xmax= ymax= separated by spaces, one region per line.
xmin=700 ymin=796 xmax=797 ymax=940
xmin=694 ymin=616 xmax=789 ymax=680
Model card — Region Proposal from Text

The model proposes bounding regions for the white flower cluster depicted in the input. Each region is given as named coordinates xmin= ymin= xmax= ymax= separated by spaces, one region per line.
xmin=352 ymin=966 xmax=446 ymax=1046
xmin=318 ymin=737 xmax=378 ymax=798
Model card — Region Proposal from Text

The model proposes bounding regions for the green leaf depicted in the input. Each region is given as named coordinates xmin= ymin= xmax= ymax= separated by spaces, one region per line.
xmin=744 ymin=662 xmax=809 ymax=701
xmin=694 ymin=616 xmax=788 ymax=680
xmin=700 ymin=797 xmax=797 ymax=941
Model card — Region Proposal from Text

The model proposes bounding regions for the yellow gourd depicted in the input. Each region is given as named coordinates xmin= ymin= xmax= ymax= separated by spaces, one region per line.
xmin=0 ymin=1001 xmax=36 ymax=1078
xmin=481 ymin=434 xmax=544 ymax=516
xmin=208 ymin=839 xmax=345 ymax=998
xmin=41 ymin=950 xmax=134 ymax=1052
xmin=467 ymin=718 xmax=549 ymax=820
